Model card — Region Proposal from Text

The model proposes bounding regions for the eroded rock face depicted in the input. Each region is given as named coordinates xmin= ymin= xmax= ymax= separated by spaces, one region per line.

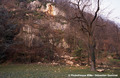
xmin=46 ymin=3 xmax=65 ymax=16
xmin=35 ymin=15 xmax=69 ymax=30
xmin=50 ymin=20 xmax=68 ymax=30
xmin=17 ymin=1 xmax=68 ymax=48
xmin=17 ymin=20 xmax=69 ymax=48
xmin=37 ymin=2 xmax=66 ymax=16
xmin=16 ymin=24 xmax=43 ymax=47
xmin=27 ymin=0 xmax=66 ymax=16
xmin=57 ymin=39 xmax=69 ymax=49
xmin=27 ymin=0 xmax=41 ymax=10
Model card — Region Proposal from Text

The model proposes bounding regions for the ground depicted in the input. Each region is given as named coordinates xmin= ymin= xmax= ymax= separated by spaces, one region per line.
xmin=0 ymin=64 xmax=120 ymax=78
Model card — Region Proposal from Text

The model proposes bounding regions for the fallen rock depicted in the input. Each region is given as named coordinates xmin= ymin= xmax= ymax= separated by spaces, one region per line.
xmin=37 ymin=62 xmax=42 ymax=64
xmin=51 ymin=62 xmax=59 ymax=66
xmin=97 ymin=69 xmax=105 ymax=72
xmin=75 ymin=64 xmax=80 ymax=67
xmin=66 ymin=60 xmax=74 ymax=66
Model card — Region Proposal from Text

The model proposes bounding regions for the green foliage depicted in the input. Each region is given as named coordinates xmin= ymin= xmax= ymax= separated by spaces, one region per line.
xmin=72 ymin=47 xmax=86 ymax=63
xmin=73 ymin=48 xmax=82 ymax=57
xmin=33 ymin=11 xmax=39 ymax=16
xmin=37 ymin=15 xmax=43 ymax=19
xmin=44 ymin=47 xmax=54 ymax=61
xmin=97 ymin=50 xmax=104 ymax=59
xmin=33 ymin=11 xmax=45 ymax=19
xmin=108 ymin=59 xmax=120 ymax=66
xmin=60 ymin=21 xmax=67 ymax=25
xmin=110 ymin=59 xmax=120 ymax=62
xmin=57 ymin=30 xmax=64 ymax=34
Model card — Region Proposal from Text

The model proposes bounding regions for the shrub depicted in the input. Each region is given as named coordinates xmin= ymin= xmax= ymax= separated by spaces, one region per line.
xmin=72 ymin=48 xmax=86 ymax=65
xmin=108 ymin=59 xmax=120 ymax=66
xmin=73 ymin=48 xmax=82 ymax=58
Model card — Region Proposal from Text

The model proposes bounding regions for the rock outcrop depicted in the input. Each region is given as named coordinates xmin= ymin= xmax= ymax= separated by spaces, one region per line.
xmin=27 ymin=0 xmax=41 ymax=10
xmin=27 ymin=0 xmax=65 ymax=16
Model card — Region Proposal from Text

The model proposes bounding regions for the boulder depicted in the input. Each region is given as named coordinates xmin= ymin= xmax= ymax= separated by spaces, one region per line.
xmin=75 ymin=64 xmax=80 ymax=67
xmin=66 ymin=60 xmax=74 ymax=66
xmin=97 ymin=69 xmax=105 ymax=72
xmin=38 ymin=62 xmax=42 ymax=64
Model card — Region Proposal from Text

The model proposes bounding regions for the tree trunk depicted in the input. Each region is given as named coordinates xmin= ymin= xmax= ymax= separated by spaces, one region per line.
xmin=89 ymin=35 xmax=96 ymax=71
xmin=88 ymin=50 xmax=90 ymax=66
xmin=90 ymin=45 xmax=96 ymax=71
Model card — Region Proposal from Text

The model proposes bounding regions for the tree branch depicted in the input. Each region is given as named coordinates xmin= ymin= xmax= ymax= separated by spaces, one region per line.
xmin=90 ymin=0 xmax=100 ymax=27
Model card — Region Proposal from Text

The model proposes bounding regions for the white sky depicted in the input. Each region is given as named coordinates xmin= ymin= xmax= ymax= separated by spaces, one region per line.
xmin=100 ymin=0 xmax=120 ymax=24
xmin=70 ymin=0 xmax=120 ymax=25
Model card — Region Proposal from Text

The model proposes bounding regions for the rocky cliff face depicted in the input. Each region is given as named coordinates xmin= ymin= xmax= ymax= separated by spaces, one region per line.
xmin=16 ymin=0 xmax=69 ymax=49
xmin=27 ymin=0 xmax=66 ymax=16
xmin=0 ymin=0 xmax=72 ymax=63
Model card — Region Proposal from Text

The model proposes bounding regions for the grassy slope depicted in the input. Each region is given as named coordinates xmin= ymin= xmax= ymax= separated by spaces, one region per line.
xmin=0 ymin=64 xmax=120 ymax=78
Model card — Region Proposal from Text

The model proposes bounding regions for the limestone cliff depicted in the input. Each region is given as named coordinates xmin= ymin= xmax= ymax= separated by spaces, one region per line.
xmin=16 ymin=0 xmax=69 ymax=49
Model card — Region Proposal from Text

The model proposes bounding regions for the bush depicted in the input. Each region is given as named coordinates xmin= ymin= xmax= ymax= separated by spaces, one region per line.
xmin=73 ymin=48 xmax=82 ymax=57
xmin=108 ymin=59 xmax=120 ymax=66
xmin=73 ymin=48 xmax=84 ymax=62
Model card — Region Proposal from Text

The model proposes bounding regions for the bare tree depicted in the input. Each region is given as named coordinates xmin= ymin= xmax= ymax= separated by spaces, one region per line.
xmin=70 ymin=0 xmax=100 ymax=71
